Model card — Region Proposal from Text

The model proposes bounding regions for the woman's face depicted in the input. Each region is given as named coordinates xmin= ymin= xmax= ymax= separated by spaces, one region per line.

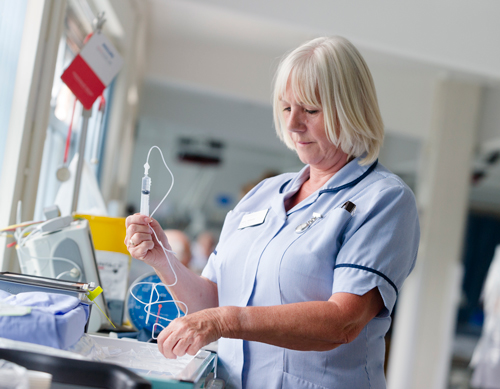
xmin=280 ymin=87 xmax=347 ymax=172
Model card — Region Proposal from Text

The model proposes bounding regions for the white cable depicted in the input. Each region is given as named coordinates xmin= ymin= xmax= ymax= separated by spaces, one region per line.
xmin=15 ymin=220 xmax=82 ymax=282
xmin=129 ymin=281 xmax=188 ymax=321
xmin=146 ymin=145 xmax=174 ymax=219
xmin=17 ymin=225 xmax=42 ymax=247
xmin=18 ymin=250 xmax=83 ymax=282
xmin=130 ymin=146 xmax=186 ymax=338
xmin=129 ymin=281 xmax=188 ymax=339
xmin=16 ymin=221 xmax=82 ymax=282
xmin=149 ymin=227 xmax=179 ymax=287
xmin=56 ymin=269 xmax=80 ymax=280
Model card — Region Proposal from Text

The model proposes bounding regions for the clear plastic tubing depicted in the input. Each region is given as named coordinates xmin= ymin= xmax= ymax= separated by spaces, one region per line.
xmin=140 ymin=175 xmax=151 ymax=216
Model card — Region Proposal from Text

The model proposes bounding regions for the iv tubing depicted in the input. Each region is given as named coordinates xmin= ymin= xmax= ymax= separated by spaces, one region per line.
xmin=128 ymin=281 xmax=187 ymax=327
xmin=145 ymin=145 xmax=175 ymax=219
xmin=133 ymin=146 xmax=186 ymax=337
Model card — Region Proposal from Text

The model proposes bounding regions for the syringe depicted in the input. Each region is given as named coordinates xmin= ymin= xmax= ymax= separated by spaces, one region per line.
xmin=140 ymin=162 xmax=151 ymax=216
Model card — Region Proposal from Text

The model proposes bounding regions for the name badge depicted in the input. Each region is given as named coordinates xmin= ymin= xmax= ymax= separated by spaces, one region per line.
xmin=238 ymin=209 xmax=269 ymax=229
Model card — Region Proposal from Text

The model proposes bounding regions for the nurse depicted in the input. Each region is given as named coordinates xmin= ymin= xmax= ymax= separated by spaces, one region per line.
xmin=125 ymin=36 xmax=420 ymax=389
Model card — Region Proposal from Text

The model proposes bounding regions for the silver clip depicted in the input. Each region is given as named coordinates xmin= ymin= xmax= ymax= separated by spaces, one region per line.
xmin=295 ymin=212 xmax=323 ymax=233
xmin=93 ymin=12 xmax=106 ymax=34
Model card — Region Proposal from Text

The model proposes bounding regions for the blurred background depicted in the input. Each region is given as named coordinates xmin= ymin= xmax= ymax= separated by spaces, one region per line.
xmin=1 ymin=1 xmax=500 ymax=388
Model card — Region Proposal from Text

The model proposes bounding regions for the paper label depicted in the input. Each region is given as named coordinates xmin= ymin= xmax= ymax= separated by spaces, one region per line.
xmin=0 ymin=303 xmax=31 ymax=316
xmin=80 ymin=33 xmax=123 ymax=86
xmin=96 ymin=250 xmax=129 ymax=300
xmin=61 ymin=33 xmax=123 ymax=109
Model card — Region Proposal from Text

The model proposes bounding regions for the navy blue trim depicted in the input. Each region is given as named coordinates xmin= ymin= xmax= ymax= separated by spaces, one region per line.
xmin=213 ymin=250 xmax=217 ymax=255
xmin=279 ymin=179 xmax=292 ymax=194
xmin=334 ymin=263 xmax=398 ymax=296
xmin=279 ymin=160 xmax=378 ymax=195
xmin=319 ymin=160 xmax=378 ymax=196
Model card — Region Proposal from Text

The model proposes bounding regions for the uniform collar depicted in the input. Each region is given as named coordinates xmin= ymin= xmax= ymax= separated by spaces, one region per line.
xmin=279 ymin=156 xmax=378 ymax=196
xmin=271 ymin=157 xmax=377 ymax=218
xmin=318 ymin=157 xmax=378 ymax=195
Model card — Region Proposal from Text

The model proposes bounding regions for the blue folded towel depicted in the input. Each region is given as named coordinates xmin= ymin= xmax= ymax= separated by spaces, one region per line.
xmin=0 ymin=290 xmax=89 ymax=349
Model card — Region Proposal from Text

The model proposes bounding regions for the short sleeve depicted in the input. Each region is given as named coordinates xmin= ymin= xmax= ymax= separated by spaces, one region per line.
xmin=332 ymin=183 xmax=420 ymax=317
xmin=201 ymin=249 xmax=218 ymax=284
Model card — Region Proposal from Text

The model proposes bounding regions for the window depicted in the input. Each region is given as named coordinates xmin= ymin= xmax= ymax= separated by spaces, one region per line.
xmin=0 ymin=0 xmax=28 ymax=183
xmin=34 ymin=0 xmax=112 ymax=220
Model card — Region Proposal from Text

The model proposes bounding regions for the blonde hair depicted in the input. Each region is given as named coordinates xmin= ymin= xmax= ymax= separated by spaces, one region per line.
xmin=273 ymin=36 xmax=384 ymax=165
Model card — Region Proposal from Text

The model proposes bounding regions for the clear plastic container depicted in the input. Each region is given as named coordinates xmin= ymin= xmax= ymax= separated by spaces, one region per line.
xmin=0 ymin=359 xmax=29 ymax=389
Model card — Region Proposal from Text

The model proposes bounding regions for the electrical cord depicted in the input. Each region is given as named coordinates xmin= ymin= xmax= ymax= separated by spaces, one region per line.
xmin=17 ymin=249 xmax=83 ymax=282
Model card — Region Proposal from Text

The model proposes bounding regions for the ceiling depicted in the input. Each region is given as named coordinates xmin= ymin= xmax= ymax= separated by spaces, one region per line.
xmin=145 ymin=0 xmax=500 ymax=84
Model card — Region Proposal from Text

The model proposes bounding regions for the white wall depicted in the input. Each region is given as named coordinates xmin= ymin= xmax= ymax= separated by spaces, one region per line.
xmin=126 ymin=80 xmax=300 ymax=232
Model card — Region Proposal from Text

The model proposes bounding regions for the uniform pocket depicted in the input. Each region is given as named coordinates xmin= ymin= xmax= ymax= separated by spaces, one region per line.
xmin=326 ymin=207 xmax=354 ymax=243
xmin=282 ymin=371 xmax=330 ymax=389
xmin=294 ymin=207 xmax=353 ymax=253
xmin=278 ymin=207 xmax=354 ymax=303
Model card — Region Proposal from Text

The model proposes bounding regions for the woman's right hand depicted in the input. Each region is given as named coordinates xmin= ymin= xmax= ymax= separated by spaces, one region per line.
xmin=125 ymin=214 xmax=172 ymax=270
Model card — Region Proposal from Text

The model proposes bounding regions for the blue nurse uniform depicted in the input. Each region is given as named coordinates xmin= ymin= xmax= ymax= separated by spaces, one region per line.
xmin=202 ymin=157 xmax=420 ymax=389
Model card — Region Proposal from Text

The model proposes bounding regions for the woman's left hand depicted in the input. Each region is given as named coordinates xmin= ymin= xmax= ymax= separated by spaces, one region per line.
xmin=157 ymin=308 xmax=227 ymax=358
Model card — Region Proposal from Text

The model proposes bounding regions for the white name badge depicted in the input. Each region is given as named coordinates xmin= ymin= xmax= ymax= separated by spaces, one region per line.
xmin=238 ymin=209 xmax=269 ymax=229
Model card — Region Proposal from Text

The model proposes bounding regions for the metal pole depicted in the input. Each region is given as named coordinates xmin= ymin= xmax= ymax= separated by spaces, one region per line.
xmin=71 ymin=108 xmax=92 ymax=213
xmin=70 ymin=12 xmax=106 ymax=214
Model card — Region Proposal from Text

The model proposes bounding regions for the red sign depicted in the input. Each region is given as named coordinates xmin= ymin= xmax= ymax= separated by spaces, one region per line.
xmin=61 ymin=33 xmax=123 ymax=110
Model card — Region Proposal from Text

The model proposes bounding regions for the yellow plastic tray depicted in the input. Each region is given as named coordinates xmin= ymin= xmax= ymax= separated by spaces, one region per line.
xmin=75 ymin=214 xmax=128 ymax=255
